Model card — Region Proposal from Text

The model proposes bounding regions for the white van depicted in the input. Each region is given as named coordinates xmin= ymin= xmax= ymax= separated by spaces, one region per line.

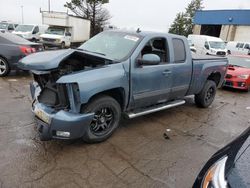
xmin=0 ymin=21 xmax=18 ymax=33
xmin=13 ymin=24 xmax=48 ymax=42
xmin=188 ymin=35 xmax=227 ymax=56
xmin=226 ymin=41 xmax=250 ymax=55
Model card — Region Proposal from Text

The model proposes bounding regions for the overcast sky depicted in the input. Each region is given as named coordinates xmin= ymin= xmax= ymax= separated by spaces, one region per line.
xmin=0 ymin=0 xmax=250 ymax=31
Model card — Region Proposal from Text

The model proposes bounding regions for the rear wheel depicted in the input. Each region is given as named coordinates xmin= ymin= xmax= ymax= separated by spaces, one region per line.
xmin=195 ymin=80 xmax=217 ymax=108
xmin=0 ymin=57 xmax=10 ymax=77
xmin=81 ymin=95 xmax=121 ymax=143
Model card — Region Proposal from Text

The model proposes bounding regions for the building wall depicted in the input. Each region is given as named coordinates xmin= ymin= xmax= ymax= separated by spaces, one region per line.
xmin=219 ymin=25 xmax=237 ymax=41
xmin=234 ymin=26 xmax=250 ymax=41
xmin=193 ymin=25 xmax=201 ymax=35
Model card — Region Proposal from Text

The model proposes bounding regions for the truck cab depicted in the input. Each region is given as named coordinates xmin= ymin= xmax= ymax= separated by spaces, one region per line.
xmin=40 ymin=26 xmax=72 ymax=49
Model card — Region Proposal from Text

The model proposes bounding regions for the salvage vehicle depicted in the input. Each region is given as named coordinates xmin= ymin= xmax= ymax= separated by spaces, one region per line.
xmin=0 ymin=21 xmax=18 ymax=33
xmin=224 ymin=55 xmax=250 ymax=91
xmin=193 ymin=126 xmax=250 ymax=188
xmin=0 ymin=32 xmax=43 ymax=76
xmin=18 ymin=30 xmax=228 ymax=143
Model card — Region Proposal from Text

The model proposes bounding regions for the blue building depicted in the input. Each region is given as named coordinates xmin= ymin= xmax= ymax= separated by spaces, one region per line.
xmin=193 ymin=10 xmax=250 ymax=41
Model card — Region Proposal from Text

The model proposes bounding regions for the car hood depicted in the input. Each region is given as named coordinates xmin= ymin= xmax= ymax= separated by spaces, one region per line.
xmin=18 ymin=49 xmax=114 ymax=71
xmin=227 ymin=66 xmax=250 ymax=76
xmin=18 ymin=49 xmax=75 ymax=70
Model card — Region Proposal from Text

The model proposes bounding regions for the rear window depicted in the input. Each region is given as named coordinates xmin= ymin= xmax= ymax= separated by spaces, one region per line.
xmin=173 ymin=38 xmax=186 ymax=63
xmin=0 ymin=32 xmax=30 ymax=44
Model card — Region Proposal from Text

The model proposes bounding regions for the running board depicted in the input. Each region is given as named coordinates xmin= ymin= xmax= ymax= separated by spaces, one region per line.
xmin=127 ymin=100 xmax=185 ymax=119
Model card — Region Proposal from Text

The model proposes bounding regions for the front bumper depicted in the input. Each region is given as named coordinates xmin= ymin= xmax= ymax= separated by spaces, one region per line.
xmin=224 ymin=79 xmax=249 ymax=90
xmin=30 ymin=81 xmax=94 ymax=141
xmin=40 ymin=41 xmax=62 ymax=47
xmin=32 ymin=102 xmax=94 ymax=141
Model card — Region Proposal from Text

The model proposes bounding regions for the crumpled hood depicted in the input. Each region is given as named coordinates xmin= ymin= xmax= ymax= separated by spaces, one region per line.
xmin=18 ymin=49 xmax=75 ymax=70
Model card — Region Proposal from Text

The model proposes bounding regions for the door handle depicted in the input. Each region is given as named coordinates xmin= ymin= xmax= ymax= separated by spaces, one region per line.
xmin=162 ymin=70 xmax=172 ymax=76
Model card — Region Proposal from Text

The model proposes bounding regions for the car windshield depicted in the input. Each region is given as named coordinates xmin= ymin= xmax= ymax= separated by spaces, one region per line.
xmin=209 ymin=41 xmax=226 ymax=49
xmin=78 ymin=31 xmax=141 ymax=61
xmin=45 ymin=27 xmax=65 ymax=35
xmin=15 ymin=25 xmax=34 ymax=32
xmin=228 ymin=56 xmax=250 ymax=68
xmin=0 ymin=23 xmax=8 ymax=29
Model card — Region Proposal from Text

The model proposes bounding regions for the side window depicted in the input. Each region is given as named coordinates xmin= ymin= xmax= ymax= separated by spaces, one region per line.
xmin=140 ymin=38 xmax=168 ymax=63
xmin=8 ymin=24 xmax=14 ymax=31
xmin=173 ymin=38 xmax=186 ymax=63
xmin=244 ymin=43 xmax=249 ymax=49
xmin=33 ymin=26 xmax=39 ymax=34
xmin=236 ymin=43 xmax=240 ymax=48
xmin=239 ymin=43 xmax=244 ymax=48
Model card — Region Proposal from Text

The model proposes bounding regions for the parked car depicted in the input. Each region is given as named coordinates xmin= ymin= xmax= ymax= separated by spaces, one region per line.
xmin=0 ymin=32 xmax=43 ymax=76
xmin=227 ymin=41 xmax=250 ymax=55
xmin=224 ymin=55 xmax=250 ymax=91
xmin=193 ymin=126 xmax=250 ymax=188
xmin=0 ymin=21 xmax=18 ymax=33
xmin=188 ymin=35 xmax=227 ymax=56
xmin=12 ymin=24 xmax=48 ymax=42
xmin=18 ymin=30 xmax=228 ymax=142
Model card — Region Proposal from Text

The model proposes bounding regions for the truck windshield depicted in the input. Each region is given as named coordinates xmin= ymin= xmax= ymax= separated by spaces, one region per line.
xmin=45 ymin=28 xmax=65 ymax=35
xmin=78 ymin=31 xmax=141 ymax=61
xmin=209 ymin=41 xmax=226 ymax=49
xmin=228 ymin=56 xmax=250 ymax=68
xmin=0 ymin=23 xmax=8 ymax=29
xmin=15 ymin=25 xmax=34 ymax=32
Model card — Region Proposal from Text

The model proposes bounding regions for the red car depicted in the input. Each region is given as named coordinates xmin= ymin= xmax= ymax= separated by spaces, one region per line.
xmin=224 ymin=55 xmax=250 ymax=91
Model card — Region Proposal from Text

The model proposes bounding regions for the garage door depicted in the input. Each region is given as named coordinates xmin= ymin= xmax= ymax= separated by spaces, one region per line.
xmin=234 ymin=26 xmax=250 ymax=41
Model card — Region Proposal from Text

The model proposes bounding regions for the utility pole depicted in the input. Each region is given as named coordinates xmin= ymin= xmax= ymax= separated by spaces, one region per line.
xmin=21 ymin=6 xmax=24 ymax=24
xmin=48 ymin=0 xmax=50 ymax=12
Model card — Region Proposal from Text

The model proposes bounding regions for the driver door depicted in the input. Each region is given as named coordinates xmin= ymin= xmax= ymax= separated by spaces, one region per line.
xmin=131 ymin=37 xmax=173 ymax=109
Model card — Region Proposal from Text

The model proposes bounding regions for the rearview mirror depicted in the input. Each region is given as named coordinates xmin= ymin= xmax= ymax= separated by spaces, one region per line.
xmin=66 ymin=32 xmax=71 ymax=36
xmin=138 ymin=54 xmax=161 ymax=66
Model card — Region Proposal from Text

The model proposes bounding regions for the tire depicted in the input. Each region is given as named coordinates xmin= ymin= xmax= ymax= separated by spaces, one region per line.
xmin=0 ymin=57 xmax=10 ymax=77
xmin=61 ymin=42 xmax=65 ymax=49
xmin=195 ymin=80 xmax=217 ymax=108
xmin=81 ymin=95 xmax=121 ymax=143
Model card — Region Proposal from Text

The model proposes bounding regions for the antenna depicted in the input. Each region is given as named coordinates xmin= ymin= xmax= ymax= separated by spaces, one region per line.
xmin=136 ymin=28 xmax=141 ymax=33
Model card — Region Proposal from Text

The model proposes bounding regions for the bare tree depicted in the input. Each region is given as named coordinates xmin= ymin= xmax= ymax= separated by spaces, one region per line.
xmin=65 ymin=0 xmax=111 ymax=36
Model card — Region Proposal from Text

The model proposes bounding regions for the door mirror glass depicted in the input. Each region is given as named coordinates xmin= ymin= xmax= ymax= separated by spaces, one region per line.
xmin=204 ymin=44 xmax=210 ymax=50
xmin=138 ymin=54 xmax=161 ymax=66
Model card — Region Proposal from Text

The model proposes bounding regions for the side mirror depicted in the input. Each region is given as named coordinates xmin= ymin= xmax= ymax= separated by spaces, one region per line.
xmin=66 ymin=32 xmax=71 ymax=36
xmin=138 ymin=54 xmax=161 ymax=66
xmin=205 ymin=44 xmax=210 ymax=50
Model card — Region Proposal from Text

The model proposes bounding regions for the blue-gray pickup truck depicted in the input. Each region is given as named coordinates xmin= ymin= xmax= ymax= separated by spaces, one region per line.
xmin=19 ymin=30 xmax=228 ymax=143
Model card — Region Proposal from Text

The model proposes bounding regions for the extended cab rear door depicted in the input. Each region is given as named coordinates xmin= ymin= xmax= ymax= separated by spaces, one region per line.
xmin=168 ymin=38 xmax=192 ymax=99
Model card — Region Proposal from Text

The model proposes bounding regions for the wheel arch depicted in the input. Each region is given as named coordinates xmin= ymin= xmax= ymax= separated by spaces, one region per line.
xmin=82 ymin=87 xmax=126 ymax=111
xmin=207 ymin=72 xmax=221 ymax=87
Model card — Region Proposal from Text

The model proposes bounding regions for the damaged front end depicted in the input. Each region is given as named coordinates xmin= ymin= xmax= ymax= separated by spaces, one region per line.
xmin=19 ymin=49 xmax=113 ymax=140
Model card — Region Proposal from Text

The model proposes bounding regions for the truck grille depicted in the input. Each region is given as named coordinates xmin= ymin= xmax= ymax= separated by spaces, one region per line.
xmin=216 ymin=51 xmax=226 ymax=56
xmin=42 ymin=38 xmax=56 ymax=42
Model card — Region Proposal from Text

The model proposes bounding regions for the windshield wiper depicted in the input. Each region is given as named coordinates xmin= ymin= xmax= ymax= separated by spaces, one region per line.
xmin=77 ymin=49 xmax=106 ymax=56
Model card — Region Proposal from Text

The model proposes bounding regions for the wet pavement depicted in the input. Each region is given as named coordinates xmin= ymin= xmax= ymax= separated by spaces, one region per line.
xmin=0 ymin=72 xmax=249 ymax=188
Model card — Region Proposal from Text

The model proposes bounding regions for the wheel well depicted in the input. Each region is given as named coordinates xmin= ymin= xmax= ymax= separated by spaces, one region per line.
xmin=207 ymin=72 xmax=221 ymax=86
xmin=86 ymin=88 xmax=125 ymax=110
xmin=0 ymin=55 xmax=8 ymax=62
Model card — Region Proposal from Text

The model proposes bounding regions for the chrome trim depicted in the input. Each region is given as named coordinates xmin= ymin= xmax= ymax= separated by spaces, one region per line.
xmin=127 ymin=100 xmax=185 ymax=119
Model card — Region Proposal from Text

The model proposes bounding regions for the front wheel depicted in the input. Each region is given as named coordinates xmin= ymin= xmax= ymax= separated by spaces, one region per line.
xmin=195 ymin=80 xmax=217 ymax=108
xmin=61 ymin=42 xmax=65 ymax=49
xmin=82 ymin=95 xmax=121 ymax=143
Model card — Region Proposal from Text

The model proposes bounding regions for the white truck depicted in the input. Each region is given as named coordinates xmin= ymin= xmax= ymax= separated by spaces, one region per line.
xmin=40 ymin=11 xmax=90 ymax=48
xmin=188 ymin=35 xmax=227 ymax=56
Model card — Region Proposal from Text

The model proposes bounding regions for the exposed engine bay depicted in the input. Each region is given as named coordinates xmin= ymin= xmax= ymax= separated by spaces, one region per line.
xmin=33 ymin=51 xmax=114 ymax=110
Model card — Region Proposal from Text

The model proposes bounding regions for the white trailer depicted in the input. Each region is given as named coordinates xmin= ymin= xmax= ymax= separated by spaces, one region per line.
xmin=40 ymin=11 xmax=90 ymax=48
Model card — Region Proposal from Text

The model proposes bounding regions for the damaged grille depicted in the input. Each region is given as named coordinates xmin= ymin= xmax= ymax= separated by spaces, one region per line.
xmin=34 ymin=74 xmax=69 ymax=110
